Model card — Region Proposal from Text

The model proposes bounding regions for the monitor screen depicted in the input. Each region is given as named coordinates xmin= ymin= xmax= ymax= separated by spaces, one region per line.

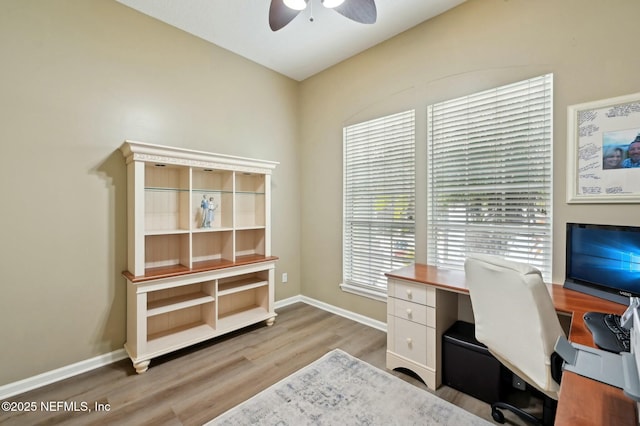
xmin=565 ymin=223 xmax=640 ymax=305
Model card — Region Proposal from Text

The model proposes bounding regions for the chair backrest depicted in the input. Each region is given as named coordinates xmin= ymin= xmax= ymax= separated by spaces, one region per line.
xmin=464 ymin=254 xmax=565 ymax=399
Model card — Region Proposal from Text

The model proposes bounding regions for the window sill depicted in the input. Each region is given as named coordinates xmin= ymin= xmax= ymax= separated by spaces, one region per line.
xmin=339 ymin=282 xmax=387 ymax=302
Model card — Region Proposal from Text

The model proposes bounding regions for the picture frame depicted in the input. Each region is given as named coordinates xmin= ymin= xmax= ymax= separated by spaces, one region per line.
xmin=567 ymin=92 xmax=640 ymax=203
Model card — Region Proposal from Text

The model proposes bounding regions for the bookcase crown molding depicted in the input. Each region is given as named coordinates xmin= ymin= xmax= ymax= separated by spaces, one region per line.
xmin=120 ymin=140 xmax=279 ymax=175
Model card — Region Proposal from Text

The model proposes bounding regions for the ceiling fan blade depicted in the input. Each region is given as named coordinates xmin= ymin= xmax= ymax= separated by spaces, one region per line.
xmin=269 ymin=0 xmax=302 ymax=31
xmin=334 ymin=0 xmax=377 ymax=24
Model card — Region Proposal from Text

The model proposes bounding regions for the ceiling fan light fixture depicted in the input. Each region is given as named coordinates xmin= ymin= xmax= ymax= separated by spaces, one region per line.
xmin=283 ymin=0 xmax=308 ymax=11
xmin=271 ymin=0 xmax=376 ymax=31
xmin=322 ymin=0 xmax=345 ymax=8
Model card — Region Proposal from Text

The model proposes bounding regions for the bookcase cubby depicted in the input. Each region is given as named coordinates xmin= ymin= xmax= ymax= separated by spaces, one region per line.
xmin=120 ymin=141 xmax=278 ymax=373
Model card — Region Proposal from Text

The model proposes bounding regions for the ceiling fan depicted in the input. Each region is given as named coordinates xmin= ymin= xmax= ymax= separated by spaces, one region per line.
xmin=269 ymin=0 xmax=377 ymax=32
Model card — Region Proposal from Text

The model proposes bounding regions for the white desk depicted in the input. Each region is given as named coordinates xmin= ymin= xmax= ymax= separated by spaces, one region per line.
xmin=385 ymin=263 xmax=637 ymax=426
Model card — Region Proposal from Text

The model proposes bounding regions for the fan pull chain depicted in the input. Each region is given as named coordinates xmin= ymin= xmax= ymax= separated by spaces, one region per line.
xmin=308 ymin=0 xmax=314 ymax=22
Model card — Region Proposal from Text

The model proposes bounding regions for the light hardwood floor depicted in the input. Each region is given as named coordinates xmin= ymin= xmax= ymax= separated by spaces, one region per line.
xmin=0 ymin=303 xmax=532 ymax=425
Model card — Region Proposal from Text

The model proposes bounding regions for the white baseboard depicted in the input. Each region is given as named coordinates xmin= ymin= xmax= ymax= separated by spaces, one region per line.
xmin=0 ymin=349 xmax=128 ymax=400
xmin=1 ymin=296 xmax=385 ymax=399
xmin=276 ymin=295 xmax=387 ymax=332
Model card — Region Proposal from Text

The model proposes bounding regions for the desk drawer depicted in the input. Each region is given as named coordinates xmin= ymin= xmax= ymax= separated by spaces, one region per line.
xmin=388 ymin=316 xmax=428 ymax=365
xmin=391 ymin=279 xmax=436 ymax=306
xmin=391 ymin=298 xmax=433 ymax=326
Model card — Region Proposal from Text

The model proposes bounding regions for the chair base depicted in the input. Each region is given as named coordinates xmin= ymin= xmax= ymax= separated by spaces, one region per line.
xmin=491 ymin=393 xmax=557 ymax=425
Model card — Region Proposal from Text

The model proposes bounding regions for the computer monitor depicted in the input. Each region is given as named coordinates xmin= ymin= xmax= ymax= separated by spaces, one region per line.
xmin=564 ymin=222 xmax=640 ymax=305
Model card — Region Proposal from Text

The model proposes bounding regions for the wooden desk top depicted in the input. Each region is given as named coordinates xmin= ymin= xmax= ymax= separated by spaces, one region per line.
xmin=386 ymin=263 xmax=637 ymax=426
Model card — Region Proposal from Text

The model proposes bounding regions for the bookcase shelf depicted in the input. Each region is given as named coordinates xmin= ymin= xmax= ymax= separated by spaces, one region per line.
xmin=120 ymin=141 xmax=278 ymax=374
xmin=218 ymin=278 xmax=268 ymax=296
xmin=147 ymin=292 xmax=215 ymax=317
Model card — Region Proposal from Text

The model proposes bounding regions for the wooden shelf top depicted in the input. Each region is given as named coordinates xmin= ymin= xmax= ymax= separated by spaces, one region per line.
xmin=123 ymin=255 xmax=278 ymax=283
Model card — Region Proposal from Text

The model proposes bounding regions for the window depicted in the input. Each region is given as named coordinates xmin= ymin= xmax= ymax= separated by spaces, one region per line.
xmin=427 ymin=74 xmax=553 ymax=280
xmin=342 ymin=110 xmax=416 ymax=300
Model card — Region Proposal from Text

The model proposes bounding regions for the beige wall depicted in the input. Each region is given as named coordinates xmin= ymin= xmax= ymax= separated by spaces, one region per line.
xmin=299 ymin=0 xmax=640 ymax=322
xmin=0 ymin=0 xmax=301 ymax=385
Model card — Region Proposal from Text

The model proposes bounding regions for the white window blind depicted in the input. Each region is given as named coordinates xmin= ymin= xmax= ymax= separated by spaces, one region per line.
xmin=343 ymin=110 xmax=416 ymax=296
xmin=427 ymin=74 xmax=553 ymax=281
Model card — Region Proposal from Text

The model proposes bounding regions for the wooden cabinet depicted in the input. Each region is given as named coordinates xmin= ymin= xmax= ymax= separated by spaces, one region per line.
xmin=386 ymin=278 xmax=457 ymax=389
xmin=120 ymin=141 xmax=278 ymax=373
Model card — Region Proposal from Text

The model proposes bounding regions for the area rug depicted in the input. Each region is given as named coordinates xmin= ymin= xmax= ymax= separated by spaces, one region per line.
xmin=207 ymin=349 xmax=491 ymax=425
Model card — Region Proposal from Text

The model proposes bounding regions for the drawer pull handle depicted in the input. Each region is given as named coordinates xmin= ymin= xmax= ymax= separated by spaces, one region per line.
xmin=406 ymin=308 xmax=412 ymax=317
xmin=406 ymin=337 xmax=413 ymax=346
xmin=406 ymin=289 xmax=412 ymax=298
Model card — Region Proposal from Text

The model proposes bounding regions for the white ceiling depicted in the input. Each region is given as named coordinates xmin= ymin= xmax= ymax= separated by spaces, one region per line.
xmin=116 ymin=0 xmax=466 ymax=81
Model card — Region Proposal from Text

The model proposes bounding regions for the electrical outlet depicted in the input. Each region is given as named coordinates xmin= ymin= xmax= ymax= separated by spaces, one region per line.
xmin=282 ymin=272 xmax=288 ymax=283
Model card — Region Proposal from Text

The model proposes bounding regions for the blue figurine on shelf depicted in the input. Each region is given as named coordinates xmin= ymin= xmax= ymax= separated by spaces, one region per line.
xmin=201 ymin=195 xmax=218 ymax=228
xmin=200 ymin=195 xmax=209 ymax=228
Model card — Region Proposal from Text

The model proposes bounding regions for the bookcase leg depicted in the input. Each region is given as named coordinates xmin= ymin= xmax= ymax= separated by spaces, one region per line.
xmin=133 ymin=359 xmax=151 ymax=374
xmin=266 ymin=317 xmax=276 ymax=327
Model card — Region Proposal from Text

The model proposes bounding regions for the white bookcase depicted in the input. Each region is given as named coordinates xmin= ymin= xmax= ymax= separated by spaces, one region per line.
xmin=120 ymin=141 xmax=278 ymax=373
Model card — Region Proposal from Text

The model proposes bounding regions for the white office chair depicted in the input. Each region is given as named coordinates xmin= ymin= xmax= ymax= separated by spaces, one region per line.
xmin=464 ymin=254 xmax=565 ymax=425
